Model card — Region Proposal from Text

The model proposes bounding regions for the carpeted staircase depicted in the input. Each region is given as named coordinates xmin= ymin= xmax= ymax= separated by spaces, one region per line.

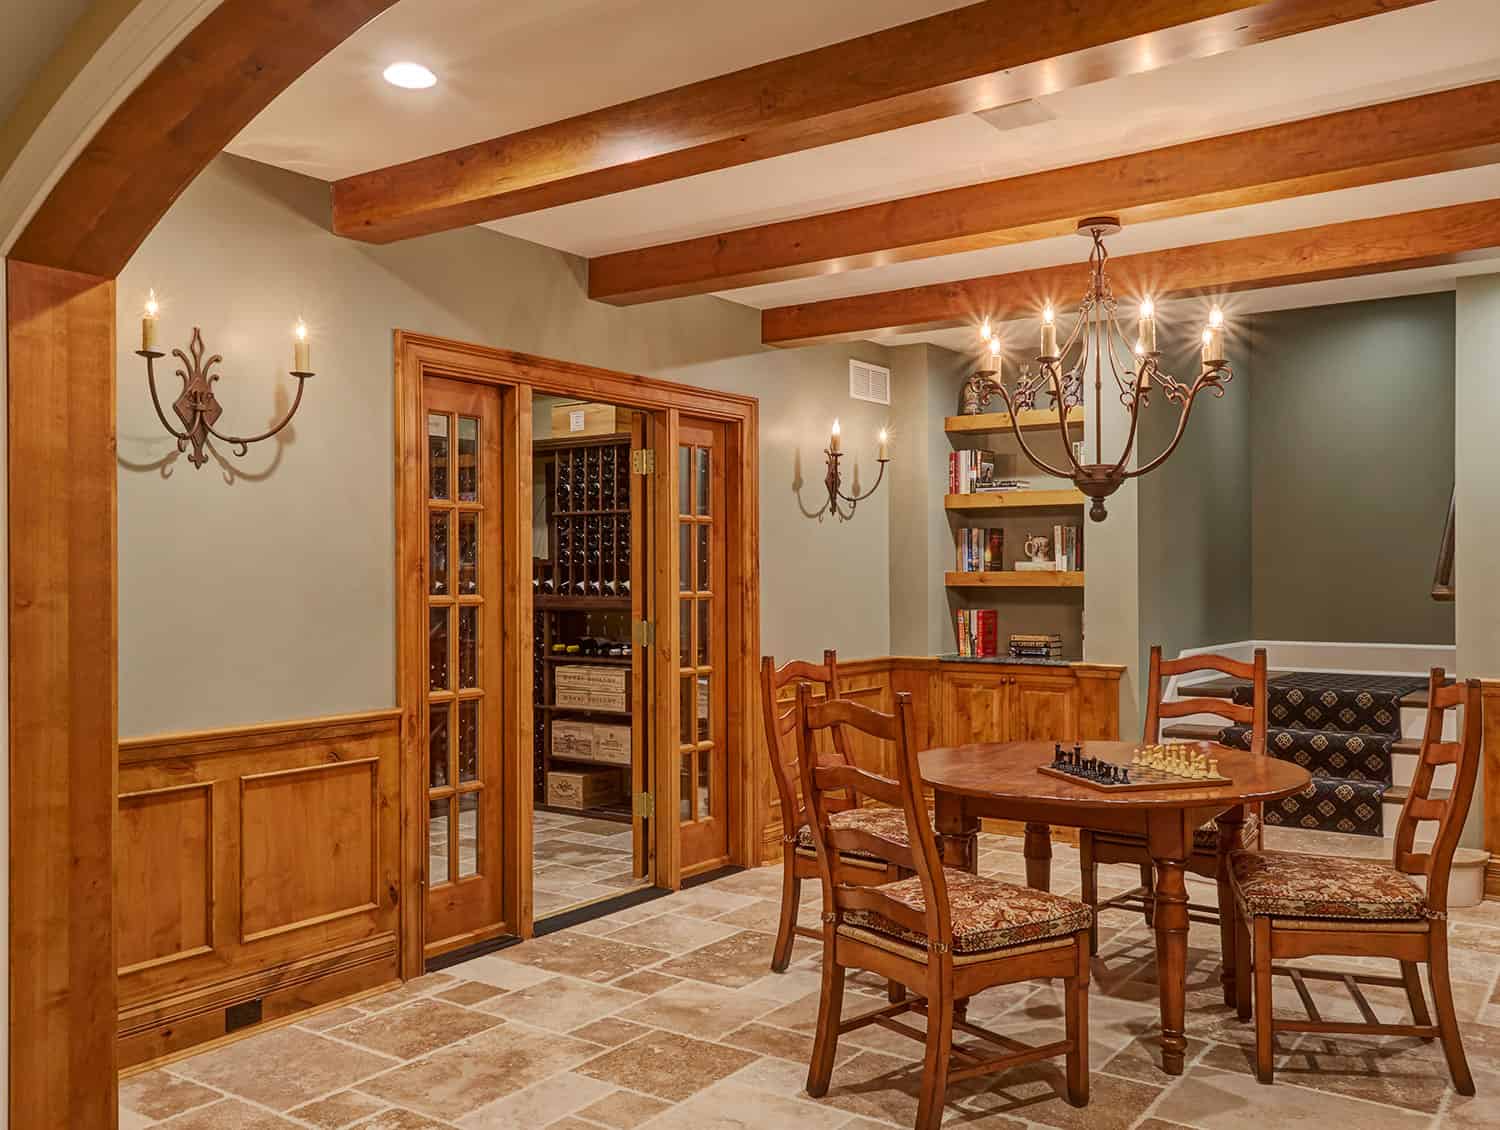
xmin=1165 ymin=671 xmax=1437 ymax=838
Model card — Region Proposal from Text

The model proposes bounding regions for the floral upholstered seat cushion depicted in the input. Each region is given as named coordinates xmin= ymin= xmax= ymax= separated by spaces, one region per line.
xmin=794 ymin=805 xmax=924 ymax=861
xmin=1230 ymin=849 xmax=1430 ymax=921
xmin=1193 ymin=812 xmax=1260 ymax=850
xmin=841 ymin=870 xmax=1091 ymax=954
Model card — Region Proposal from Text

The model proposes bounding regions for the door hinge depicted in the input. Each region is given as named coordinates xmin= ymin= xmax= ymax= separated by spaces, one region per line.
xmin=632 ymin=448 xmax=655 ymax=475
xmin=633 ymin=620 xmax=655 ymax=647
xmin=633 ymin=791 xmax=654 ymax=818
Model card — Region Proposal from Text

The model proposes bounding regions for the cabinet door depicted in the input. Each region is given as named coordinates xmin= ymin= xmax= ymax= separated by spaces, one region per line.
xmin=1009 ymin=673 xmax=1078 ymax=742
xmin=942 ymin=672 xmax=1010 ymax=746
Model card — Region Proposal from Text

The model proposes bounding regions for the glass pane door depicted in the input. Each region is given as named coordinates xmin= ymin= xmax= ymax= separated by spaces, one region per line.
xmin=676 ymin=417 xmax=728 ymax=873
xmin=424 ymin=377 xmax=505 ymax=951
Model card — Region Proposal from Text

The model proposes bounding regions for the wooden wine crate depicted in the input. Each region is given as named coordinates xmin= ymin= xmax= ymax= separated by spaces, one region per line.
xmin=547 ymin=768 xmax=623 ymax=810
xmin=550 ymin=401 xmax=635 ymax=439
xmin=554 ymin=665 xmax=629 ymax=695
xmin=551 ymin=720 xmax=596 ymax=761
xmin=555 ymin=687 xmax=629 ymax=712
xmin=593 ymin=724 xmax=632 ymax=766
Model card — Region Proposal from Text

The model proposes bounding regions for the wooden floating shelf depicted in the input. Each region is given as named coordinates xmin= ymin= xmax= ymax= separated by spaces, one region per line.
xmin=945 ymin=571 xmax=1084 ymax=589
xmin=944 ymin=489 xmax=1085 ymax=511
xmin=945 ymin=407 xmax=1084 ymax=435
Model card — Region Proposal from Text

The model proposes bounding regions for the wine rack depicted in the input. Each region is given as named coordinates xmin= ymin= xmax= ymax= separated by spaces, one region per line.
xmin=532 ymin=432 xmax=636 ymax=819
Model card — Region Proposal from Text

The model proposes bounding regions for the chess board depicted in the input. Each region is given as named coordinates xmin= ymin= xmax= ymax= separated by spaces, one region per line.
xmin=1038 ymin=744 xmax=1231 ymax=792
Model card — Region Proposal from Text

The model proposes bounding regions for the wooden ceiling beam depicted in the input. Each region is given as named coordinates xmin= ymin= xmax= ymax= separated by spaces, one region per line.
xmin=592 ymin=80 xmax=1500 ymax=304
xmin=10 ymin=0 xmax=398 ymax=279
xmin=331 ymin=0 xmax=1432 ymax=245
xmin=759 ymin=199 xmax=1500 ymax=346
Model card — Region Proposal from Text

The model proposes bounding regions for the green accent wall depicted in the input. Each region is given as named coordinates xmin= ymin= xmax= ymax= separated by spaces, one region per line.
xmin=1248 ymin=293 xmax=1455 ymax=645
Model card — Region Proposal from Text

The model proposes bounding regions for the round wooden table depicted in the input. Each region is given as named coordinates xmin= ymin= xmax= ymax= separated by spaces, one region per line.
xmin=920 ymin=739 xmax=1310 ymax=1076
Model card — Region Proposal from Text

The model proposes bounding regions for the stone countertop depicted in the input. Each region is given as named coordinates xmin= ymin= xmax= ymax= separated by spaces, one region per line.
xmin=937 ymin=653 xmax=1077 ymax=667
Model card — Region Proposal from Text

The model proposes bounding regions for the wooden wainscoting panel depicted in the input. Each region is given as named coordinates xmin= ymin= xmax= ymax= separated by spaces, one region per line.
xmin=116 ymin=709 xmax=401 ymax=1067
xmin=239 ymin=758 xmax=381 ymax=942
xmin=1482 ymin=680 xmax=1500 ymax=870
xmin=117 ymin=783 xmax=215 ymax=973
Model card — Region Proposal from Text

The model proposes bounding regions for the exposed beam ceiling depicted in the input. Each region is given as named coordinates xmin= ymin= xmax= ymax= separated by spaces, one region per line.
xmin=329 ymin=0 xmax=1434 ymax=245
xmin=590 ymin=80 xmax=1500 ymax=304
xmin=760 ymin=199 xmax=1500 ymax=345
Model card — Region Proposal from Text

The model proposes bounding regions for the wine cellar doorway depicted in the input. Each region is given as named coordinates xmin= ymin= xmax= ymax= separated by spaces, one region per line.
xmin=395 ymin=334 xmax=762 ymax=972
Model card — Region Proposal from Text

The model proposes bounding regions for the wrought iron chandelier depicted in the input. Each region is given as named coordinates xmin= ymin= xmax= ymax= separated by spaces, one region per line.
xmin=964 ymin=217 xmax=1231 ymax=521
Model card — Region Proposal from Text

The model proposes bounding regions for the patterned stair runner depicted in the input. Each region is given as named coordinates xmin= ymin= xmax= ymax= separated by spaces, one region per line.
xmin=1220 ymin=671 xmax=1425 ymax=838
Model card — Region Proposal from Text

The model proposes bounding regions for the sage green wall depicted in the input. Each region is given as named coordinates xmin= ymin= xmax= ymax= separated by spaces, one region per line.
xmin=1137 ymin=325 xmax=1253 ymax=689
xmin=116 ymin=154 xmax=894 ymax=736
xmin=1247 ymin=294 xmax=1456 ymax=645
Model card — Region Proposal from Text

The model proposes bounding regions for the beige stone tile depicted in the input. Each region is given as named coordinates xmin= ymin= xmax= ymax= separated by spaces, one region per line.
xmin=604 ymin=912 xmax=741 ymax=954
xmin=298 ymin=1005 xmax=373 ymax=1033
xmin=617 ymin=980 xmax=780 ymax=1039
xmin=721 ymin=1021 xmax=823 ymax=1063
xmin=157 ymin=1099 xmax=299 ymax=1128
xmin=118 ymin=1069 xmax=221 ymax=1121
xmin=333 ymin=998 xmax=502 ymax=1060
xmin=734 ymin=966 xmax=826 ymax=1004
xmin=1279 ymin=1030 xmax=1457 ymax=1113
xmin=1440 ymin=1062 xmax=1500 ymax=1128
xmin=570 ymin=1016 xmax=655 ymax=1047
xmin=704 ymin=866 xmax=788 ymax=899
xmin=445 ymin=953 xmax=558 ymax=991
xmin=483 ymin=974 xmax=638 ymax=1032
xmin=612 ymin=969 xmax=680 ymax=995
xmin=1101 ymin=1036 xmax=1210 ymax=1084
xmin=574 ymin=1029 xmax=759 ymax=1101
xmin=1151 ymin=1064 xmax=1432 ymax=1128
xmin=548 ymin=1120 xmax=603 ymax=1130
xmin=355 ymin=1111 xmax=453 ymax=1130
xmin=456 ymin=1069 xmax=613 ymax=1129
xmin=435 ymin=981 xmax=507 ymax=1007
xmin=173 ymin=1027 xmax=396 ymax=1111
xmin=286 ymin=1090 xmax=388 ymax=1129
xmin=957 ymin=1063 xmax=1160 ymax=1130
xmin=358 ymin=1022 xmax=600 ymax=1121
xmin=713 ymin=897 xmax=801 ymax=935
xmin=118 ymin=1111 xmax=153 ymax=1130
xmin=656 ymin=931 xmax=777 ymax=988
xmin=498 ymin=932 xmax=671 ymax=984
xmin=358 ymin=973 xmax=457 ymax=1012
xmin=573 ymin=1089 xmax=673 ymax=1129
xmin=639 ymin=1079 xmax=851 ymax=1130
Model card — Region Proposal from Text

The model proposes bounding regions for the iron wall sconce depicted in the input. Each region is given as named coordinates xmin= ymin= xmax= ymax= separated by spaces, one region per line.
xmin=823 ymin=418 xmax=890 ymax=519
xmin=135 ymin=291 xmax=313 ymax=469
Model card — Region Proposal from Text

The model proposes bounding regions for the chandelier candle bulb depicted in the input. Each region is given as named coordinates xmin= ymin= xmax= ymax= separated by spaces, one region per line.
xmin=829 ymin=417 xmax=841 ymax=453
xmin=981 ymin=317 xmax=992 ymax=341
xmin=1139 ymin=299 xmax=1157 ymax=353
xmin=142 ymin=290 xmax=159 ymax=351
xmin=1040 ymin=304 xmax=1058 ymax=358
xmin=294 ymin=319 xmax=311 ymax=372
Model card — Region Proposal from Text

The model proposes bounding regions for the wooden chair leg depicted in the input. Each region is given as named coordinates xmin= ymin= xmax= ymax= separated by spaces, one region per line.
xmin=1139 ymin=862 xmax=1155 ymax=927
xmin=1079 ymin=833 xmax=1099 ymax=956
xmin=1234 ymin=906 xmax=1252 ymax=1022
xmin=806 ymin=947 xmax=846 ymax=1097
xmin=1064 ymin=942 xmax=1090 ymax=1107
xmin=887 ymin=980 xmax=907 ymax=1005
xmin=1252 ymin=916 xmax=1274 ymax=1084
xmin=914 ymin=978 xmax=955 ymax=1130
xmin=1429 ymin=935 xmax=1475 ymax=1095
xmin=770 ymin=855 xmax=800 ymax=973
xmin=1400 ymin=960 xmax=1433 ymax=1031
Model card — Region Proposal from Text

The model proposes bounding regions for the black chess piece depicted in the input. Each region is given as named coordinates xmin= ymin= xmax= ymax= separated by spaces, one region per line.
xmin=1121 ymin=768 xmax=1130 ymax=784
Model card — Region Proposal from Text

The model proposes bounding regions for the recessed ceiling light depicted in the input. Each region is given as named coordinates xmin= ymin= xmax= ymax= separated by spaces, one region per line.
xmin=383 ymin=62 xmax=437 ymax=90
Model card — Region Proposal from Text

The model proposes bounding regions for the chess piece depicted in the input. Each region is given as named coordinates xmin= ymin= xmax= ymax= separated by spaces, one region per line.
xmin=1208 ymin=758 xmax=1219 ymax=778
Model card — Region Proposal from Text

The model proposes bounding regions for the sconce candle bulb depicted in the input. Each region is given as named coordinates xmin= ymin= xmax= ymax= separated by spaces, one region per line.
xmin=294 ymin=319 xmax=311 ymax=372
xmin=142 ymin=289 xmax=159 ymax=351
xmin=829 ymin=417 xmax=841 ymax=453
xmin=877 ymin=428 xmax=889 ymax=461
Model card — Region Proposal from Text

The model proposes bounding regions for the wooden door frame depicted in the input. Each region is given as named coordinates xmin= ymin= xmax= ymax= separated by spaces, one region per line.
xmin=394 ymin=332 xmax=760 ymax=974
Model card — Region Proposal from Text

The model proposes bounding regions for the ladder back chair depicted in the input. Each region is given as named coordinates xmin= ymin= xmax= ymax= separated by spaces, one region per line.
xmin=796 ymin=685 xmax=1091 ymax=1130
xmin=1229 ymin=669 xmax=1481 ymax=1094
xmin=1079 ymin=646 xmax=1267 ymax=968
xmin=761 ymin=651 xmax=908 ymax=972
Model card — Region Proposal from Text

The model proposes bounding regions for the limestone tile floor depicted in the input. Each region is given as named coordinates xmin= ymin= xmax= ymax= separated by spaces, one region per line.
xmin=531 ymin=808 xmax=644 ymax=919
xmin=122 ymin=833 xmax=1500 ymax=1130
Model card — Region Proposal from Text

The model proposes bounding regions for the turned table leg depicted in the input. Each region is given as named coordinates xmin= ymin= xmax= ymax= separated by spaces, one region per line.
xmin=1023 ymin=823 xmax=1052 ymax=892
xmin=934 ymin=790 xmax=979 ymax=874
xmin=1215 ymin=806 xmax=1246 ymax=1008
xmin=1152 ymin=853 xmax=1191 ymax=1075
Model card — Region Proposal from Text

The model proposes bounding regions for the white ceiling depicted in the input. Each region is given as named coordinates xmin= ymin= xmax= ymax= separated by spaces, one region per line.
xmin=225 ymin=0 xmax=1500 ymax=341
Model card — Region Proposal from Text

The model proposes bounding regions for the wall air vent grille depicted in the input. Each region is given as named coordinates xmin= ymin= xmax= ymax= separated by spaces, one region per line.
xmin=849 ymin=360 xmax=891 ymax=405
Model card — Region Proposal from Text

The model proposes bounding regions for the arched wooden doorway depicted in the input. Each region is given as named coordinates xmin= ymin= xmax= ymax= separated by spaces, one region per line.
xmin=5 ymin=3 xmax=397 ymax=1124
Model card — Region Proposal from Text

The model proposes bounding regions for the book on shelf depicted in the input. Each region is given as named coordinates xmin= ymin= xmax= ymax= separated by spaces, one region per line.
xmin=972 ymin=478 xmax=1031 ymax=493
xmin=1009 ymin=631 xmax=1063 ymax=659
xmin=1050 ymin=522 xmax=1083 ymax=570
xmin=955 ymin=527 xmax=1004 ymax=572
xmin=947 ymin=449 xmax=998 ymax=494
xmin=955 ymin=609 xmax=1000 ymax=658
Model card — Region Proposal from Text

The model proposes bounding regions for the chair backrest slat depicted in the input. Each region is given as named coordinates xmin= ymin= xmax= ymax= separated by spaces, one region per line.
xmin=1390 ymin=669 xmax=1482 ymax=915
xmin=1144 ymin=645 xmax=1268 ymax=754
xmin=796 ymin=685 xmax=953 ymax=957
xmin=761 ymin=651 xmax=854 ymax=841
xmin=811 ymin=763 xmax=902 ymax=808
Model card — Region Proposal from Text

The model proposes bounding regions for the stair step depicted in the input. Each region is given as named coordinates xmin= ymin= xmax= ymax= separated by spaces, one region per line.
xmin=1183 ymin=672 xmax=1434 ymax=709
xmin=1161 ymin=722 xmax=1420 ymax=756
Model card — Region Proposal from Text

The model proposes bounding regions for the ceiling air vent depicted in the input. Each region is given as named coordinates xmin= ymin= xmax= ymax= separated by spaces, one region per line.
xmin=849 ymin=359 xmax=891 ymax=406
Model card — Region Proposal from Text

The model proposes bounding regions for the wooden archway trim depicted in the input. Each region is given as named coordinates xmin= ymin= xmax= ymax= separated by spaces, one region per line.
xmin=6 ymin=3 xmax=394 ymax=1127
xmin=9 ymin=0 xmax=396 ymax=277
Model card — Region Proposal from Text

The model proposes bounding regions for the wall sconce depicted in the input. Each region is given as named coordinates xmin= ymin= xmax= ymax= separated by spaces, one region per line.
xmin=824 ymin=418 xmax=890 ymax=519
xmin=136 ymin=291 xmax=314 ymax=469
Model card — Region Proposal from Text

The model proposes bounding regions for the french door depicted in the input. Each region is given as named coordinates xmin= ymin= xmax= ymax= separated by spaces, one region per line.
xmin=423 ymin=377 xmax=506 ymax=950
xmin=676 ymin=417 xmax=730 ymax=874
